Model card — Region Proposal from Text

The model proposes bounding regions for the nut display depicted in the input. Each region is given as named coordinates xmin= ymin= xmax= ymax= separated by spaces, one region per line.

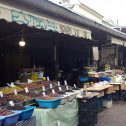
xmin=7 ymin=106 xmax=25 ymax=110
xmin=49 ymin=93 xmax=60 ymax=97
xmin=7 ymin=94 xmax=31 ymax=102
xmin=17 ymin=83 xmax=42 ymax=89
xmin=0 ymin=109 xmax=14 ymax=116
xmin=19 ymin=92 xmax=42 ymax=98
xmin=38 ymin=96 xmax=55 ymax=100
xmin=0 ymin=86 xmax=23 ymax=95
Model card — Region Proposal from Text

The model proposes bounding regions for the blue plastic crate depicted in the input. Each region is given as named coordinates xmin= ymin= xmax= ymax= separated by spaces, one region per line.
xmin=36 ymin=98 xmax=61 ymax=108
xmin=79 ymin=77 xmax=89 ymax=83
xmin=96 ymin=98 xmax=103 ymax=107
xmin=99 ymin=76 xmax=111 ymax=82
xmin=1 ymin=111 xmax=21 ymax=126
xmin=16 ymin=106 xmax=36 ymax=121
xmin=0 ymin=117 xmax=5 ymax=126
xmin=104 ymin=94 xmax=113 ymax=101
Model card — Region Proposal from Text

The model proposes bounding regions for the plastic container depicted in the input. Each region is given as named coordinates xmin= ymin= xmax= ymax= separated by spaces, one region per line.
xmin=60 ymin=95 xmax=69 ymax=105
xmin=99 ymin=76 xmax=111 ymax=82
xmin=36 ymin=98 xmax=61 ymax=108
xmin=66 ymin=92 xmax=76 ymax=102
xmin=0 ymin=117 xmax=5 ymax=126
xmin=104 ymin=94 xmax=113 ymax=101
xmin=103 ymin=100 xmax=113 ymax=108
xmin=17 ymin=106 xmax=36 ymax=121
xmin=1 ymin=111 xmax=21 ymax=126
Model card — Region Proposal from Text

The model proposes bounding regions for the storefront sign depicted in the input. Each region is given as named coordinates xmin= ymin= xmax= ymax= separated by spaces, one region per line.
xmin=0 ymin=5 xmax=91 ymax=39
xmin=111 ymin=37 xmax=124 ymax=45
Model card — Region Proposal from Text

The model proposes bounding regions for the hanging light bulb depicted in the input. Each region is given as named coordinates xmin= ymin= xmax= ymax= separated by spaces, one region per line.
xmin=19 ymin=37 xmax=26 ymax=47
xmin=19 ymin=28 xmax=26 ymax=47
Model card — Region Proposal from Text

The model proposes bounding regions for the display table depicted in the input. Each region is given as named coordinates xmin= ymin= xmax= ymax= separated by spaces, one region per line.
xmin=33 ymin=99 xmax=78 ymax=126
xmin=110 ymin=83 xmax=122 ymax=91
xmin=84 ymin=85 xmax=113 ymax=97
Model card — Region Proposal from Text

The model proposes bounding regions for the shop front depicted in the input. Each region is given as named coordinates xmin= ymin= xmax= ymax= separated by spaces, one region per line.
xmin=0 ymin=4 xmax=95 ymax=84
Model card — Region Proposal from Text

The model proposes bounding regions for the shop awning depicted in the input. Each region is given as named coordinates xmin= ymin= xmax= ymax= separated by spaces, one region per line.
xmin=111 ymin=37 xmax=124 ymax=46
xmin=0 ymin=4 xmax=92 ymax=39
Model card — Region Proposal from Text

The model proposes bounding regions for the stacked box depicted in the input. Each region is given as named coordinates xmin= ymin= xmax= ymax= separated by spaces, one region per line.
xmin=112 ymin=91 xmax=120 ymax=101
xmin=103 ymin=100 xmax=113 ymax=108
xmin=104 ymin=94 xmax=113 ymax=101
xmin=96 ymin=97 xmax=103 ymax=112
xmin=77 ymin=96 xmax=97 ymax=126
xmin=120 ymin=90 xmax=126 ymax=101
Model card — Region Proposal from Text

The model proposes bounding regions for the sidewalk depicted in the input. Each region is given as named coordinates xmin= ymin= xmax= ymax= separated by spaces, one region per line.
xmin=95 ymin=101 xmax=126 ymax=126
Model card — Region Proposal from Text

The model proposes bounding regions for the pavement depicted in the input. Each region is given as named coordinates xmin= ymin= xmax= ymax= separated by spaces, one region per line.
xmin=95 ymin=101 xmax=126 ymax=126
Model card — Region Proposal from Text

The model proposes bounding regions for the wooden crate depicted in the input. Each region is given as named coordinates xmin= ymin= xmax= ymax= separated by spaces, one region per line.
xmin=113 ymin=85 xmax=120 ymax=91
xmin=121 ymin=85 xmax=126 ymax=90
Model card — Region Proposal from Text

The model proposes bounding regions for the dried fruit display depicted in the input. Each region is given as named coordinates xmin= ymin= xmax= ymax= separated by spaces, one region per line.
xmin=17 ymin=83 xmax=42 ymax=89
xmin=38 ymin=96 xmax=55 ymax=100
xmin=7 ymin=94 xmax=31 ymax=102
xmin=7 ymin=106 xmax=25 ymax=110
xmin=0 ymin=109 xmax=14 ymax=116
xmin=49 ymin=93 xmax=60 ymax=97
xmin=0 ymin=86 xmax=23 ymax=95
xmin=0 ymin=96 xmax=17 ymax=105
xmin=19 ymin=92 xmax=42 ymax=98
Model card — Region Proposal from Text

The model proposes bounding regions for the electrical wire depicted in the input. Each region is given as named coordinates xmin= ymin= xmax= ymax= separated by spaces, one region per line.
xmin=0 ymin=28 xmax=25 ymax=42
xmin=0 ymin=31 xmax=21 ymax=42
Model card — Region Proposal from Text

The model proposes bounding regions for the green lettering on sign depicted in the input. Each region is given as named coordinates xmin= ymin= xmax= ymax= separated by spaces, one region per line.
xmin=11 ymin=10 xmax=56 ymax=31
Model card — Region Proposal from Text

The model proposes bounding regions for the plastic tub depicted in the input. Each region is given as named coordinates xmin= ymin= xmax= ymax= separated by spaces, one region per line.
xmin=16 ymin=106 xmax=36 ymax=121
xmin=66 ymin=92 xmax=77 ymax=102
xmin=1 ymin=111 xmax=21 ymax=126
xmin=36 ymin=98 xmax=61 ymax=108
xmin=60 ymin=95 xmax=69 ymax=105
xmin=0 ymin=117 xmax=5 ymax=126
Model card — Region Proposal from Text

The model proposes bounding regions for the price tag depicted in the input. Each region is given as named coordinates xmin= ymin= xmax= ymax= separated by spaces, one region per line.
xmin=74 ymin=84 xmax=77 ymax=88
xmin=64 ymin=80 xmax=67 ymax=85
xmin=9 ymin=101 xmax=15 ymax=106
xmin=66 ymin=86 xmax=69 ymax=90
xmin=42 ymin=86 xmax=46 ymax=91
xmin=52 ymin=89 xmax=55 ymax=94
xmin=14 ymin=89 xmax=17 ymax=95
xmin=0 ymin=91 xmax=3 ymax=97
xmin=57 ymin=81 xmax=60 ymax=86
xmin=58 ymin=87 xmax=62 ymax=91
xmin=47 ymin=77 xmax=50 ymax=81
xmin=50 ymin=84 xmax=53 ymax=89
xmin=42 ymin=92 xmax=46 ymax=97
xmin=25 ymin=87 xmax=29 ymax=93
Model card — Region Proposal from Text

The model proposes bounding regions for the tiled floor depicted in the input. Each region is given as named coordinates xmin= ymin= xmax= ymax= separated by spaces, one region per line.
xmin=95 ymin=101 xmax=126 ymax=126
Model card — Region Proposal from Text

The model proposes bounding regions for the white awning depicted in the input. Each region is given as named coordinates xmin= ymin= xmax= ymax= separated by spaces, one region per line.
xmin=0 ymin=4 xmax=92 ymax=39
xmin=111 ymin=37 xmax=124 ymax=46
xmin=124 ymin=42 xmax=126 ymax=47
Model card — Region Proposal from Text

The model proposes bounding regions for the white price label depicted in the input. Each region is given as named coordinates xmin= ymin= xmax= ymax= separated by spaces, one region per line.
xmin=66 ymin=86 xmax=69 ymax=90
xmin=57 ymin=81 xmax=60 ymax=86
xmin=42 ymin=92 xmax=46 ymax=97
xmin=58 ymin=87 xmax=62 ymax=91
xmin=14 ymin=89 xmax=17 ymax=95
xmin=52 ymin=89 xmax=55 ymax=94
xmin=9 ymin=101 xmax=15 ymax=106
xmin=0 ymin=91 xmax=3 ymax=97
xmin=25 ymin=87 xmax=29 ymax=93
xmin=47 ymin=77 xmax=50 ymax=81
xmin=42 ymin=86 xmax=46 ymax=91
xmin=50 ymin=84 xmax=53 ymax=89
xmin=64 ymin=80 xmax=67 ymax=85
xmin=74 ymin=84 xmax=77 ymax=88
